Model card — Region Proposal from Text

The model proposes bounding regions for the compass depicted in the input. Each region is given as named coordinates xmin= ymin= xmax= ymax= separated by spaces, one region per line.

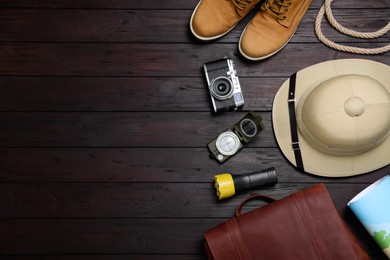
xmin=207 ymin=112 xmax=264 ymax=163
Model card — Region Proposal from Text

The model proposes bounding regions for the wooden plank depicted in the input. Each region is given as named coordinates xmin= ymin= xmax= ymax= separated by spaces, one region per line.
xmin=0 ymin=76 xmax=279 ymax=112
xmin=0 ymin=9 xmax=389 ymax=43
xmin=3 ymin=256 xmax=203 ymax=260
xmin=0 ymin=216 xmax=385 ymax=258
xmin=0 ymin=148 xmax=388 ymax=183
xmin=0 ymin=0 xmax=388 ymax=259
xmin=0 ymin=182 xmax=387 ymax=218
xmin=0 ymin=0 xmax=388 ymax=9
xmin=0 ymin=218 xmax=211 ymax=255
xmin=0 ymin=112 xmax=276 ymax=147
xmin=0 ymin=43 xmax=389 ymax=77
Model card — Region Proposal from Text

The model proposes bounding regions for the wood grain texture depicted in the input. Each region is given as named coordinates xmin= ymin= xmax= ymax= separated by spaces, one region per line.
xmin=0 ymin=216 xmax=385 ymax=257
xmin=0 ymin=0 xmax=389 ymax=259
xmin=0 ymin=9 xmax=388 ymax=43
xmin=0 ymin=76 xmax=278 ymax=111
xmin=0 ymin=183 xmax=382 ymax=218
xmin=0 ymin=148 xmax=387 ymax=183
xmin=0 ymin=43 xmax=389 ymax=77
xmin=0 ymin=0 xmax=388 ymax=9
xmin=0 ymin=112 xmax=275 ymax=147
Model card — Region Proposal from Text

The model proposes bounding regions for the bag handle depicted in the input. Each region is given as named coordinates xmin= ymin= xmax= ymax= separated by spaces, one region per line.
xmin=235 ymin=193 xmax=276 ymax=217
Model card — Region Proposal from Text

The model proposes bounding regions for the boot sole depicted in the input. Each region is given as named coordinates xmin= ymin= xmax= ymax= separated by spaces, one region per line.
xmin=189 ymin=0 xmax=238 ymax=41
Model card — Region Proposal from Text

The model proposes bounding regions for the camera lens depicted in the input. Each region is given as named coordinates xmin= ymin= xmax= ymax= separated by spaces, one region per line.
xmin=240 ymin=119 xmax=257 ymax=137
xmin=217 ymin=83 xmax=227 ymax=93
xmin=211 ymin=77 xmax=233 ymax=100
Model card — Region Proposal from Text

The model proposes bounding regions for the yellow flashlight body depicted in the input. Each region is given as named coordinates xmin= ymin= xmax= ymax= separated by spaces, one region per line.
xmin=214 ymin=167 xmax=277 ymax=200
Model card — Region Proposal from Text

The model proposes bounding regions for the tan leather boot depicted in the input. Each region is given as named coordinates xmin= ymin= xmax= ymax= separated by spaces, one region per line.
xmin=239 ymin=0 xmax=312 ymax=60
xmin=190 ymin=0 xmax=262 ymax=41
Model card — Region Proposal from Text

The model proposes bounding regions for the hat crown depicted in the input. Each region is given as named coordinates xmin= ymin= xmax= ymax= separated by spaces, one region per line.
xmin=297 ymin=74 xmax=390 ymax=155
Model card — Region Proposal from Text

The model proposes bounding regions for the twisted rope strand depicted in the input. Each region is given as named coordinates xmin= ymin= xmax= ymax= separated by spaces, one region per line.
xmin=315 ymin=0 xmax=390 ymax=54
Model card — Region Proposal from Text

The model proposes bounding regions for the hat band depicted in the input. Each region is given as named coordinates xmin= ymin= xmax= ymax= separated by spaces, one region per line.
xmin=288 ymin=73 xmax=304 ymax=171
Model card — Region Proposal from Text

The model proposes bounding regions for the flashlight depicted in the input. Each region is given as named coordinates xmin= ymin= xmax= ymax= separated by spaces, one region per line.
xmin=214 ymin=167 xmax=278 ymax=200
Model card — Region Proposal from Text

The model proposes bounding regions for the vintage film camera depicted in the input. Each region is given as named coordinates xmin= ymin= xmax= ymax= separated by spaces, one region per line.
xmin=208 ymin=112 xmax=264 ymax=163
xmin=204 ymin=58 xmax=245 ymax=112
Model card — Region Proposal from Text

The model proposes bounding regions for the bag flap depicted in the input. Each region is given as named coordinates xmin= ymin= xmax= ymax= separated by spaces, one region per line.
xmin=204 ymin=183 xmax=369 ymax=260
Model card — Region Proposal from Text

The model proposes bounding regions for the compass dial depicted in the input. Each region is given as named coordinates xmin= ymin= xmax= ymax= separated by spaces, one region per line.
xmin=215 ymin=131 xmax=240 ymax=156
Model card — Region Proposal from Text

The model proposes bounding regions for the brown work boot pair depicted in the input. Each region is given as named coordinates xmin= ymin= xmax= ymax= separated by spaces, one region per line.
xmin=190 ymin=0 xmax=312 ymax=61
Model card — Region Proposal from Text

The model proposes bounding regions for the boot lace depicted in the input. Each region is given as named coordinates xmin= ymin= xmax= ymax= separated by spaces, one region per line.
xmin=230 ymin=0 xmax=253 ymax=11
xmin=261 ymin=0 xmax=291 ymax=20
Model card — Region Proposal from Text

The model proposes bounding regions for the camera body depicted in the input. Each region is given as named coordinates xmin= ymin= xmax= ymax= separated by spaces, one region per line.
xmin=208 ymin=112 xmax=264 ymax=163
xmin=204 ymin=58 xmax=244 ymax=112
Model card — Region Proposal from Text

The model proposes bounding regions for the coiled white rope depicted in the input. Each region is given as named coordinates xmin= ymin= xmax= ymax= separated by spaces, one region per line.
xmin=315 ymin=0 xmax=390 ymax=54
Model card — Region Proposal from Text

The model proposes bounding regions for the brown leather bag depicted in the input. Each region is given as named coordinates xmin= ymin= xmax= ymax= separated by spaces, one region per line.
xmin=204 ymin=183 xmax=369 ymax=260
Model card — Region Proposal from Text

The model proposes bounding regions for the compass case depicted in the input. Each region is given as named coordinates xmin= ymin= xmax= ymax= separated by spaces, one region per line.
xmin=208 ymin=112 xmax=264 ymax=163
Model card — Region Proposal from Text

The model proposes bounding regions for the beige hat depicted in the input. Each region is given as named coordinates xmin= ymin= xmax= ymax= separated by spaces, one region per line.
xmin=272 ymin=59 xmax=390 ymax=177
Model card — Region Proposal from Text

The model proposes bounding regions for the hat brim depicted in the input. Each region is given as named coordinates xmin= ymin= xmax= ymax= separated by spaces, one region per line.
xmin=272 ymin=59 xmax=390 ymax=177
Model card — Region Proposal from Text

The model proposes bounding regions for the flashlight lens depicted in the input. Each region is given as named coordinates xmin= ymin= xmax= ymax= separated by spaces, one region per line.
xmin=214 ymin=174 xmax=235 ymax=200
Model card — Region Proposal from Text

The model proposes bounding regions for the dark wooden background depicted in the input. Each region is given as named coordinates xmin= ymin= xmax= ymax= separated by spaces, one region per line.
xmin=0 ymin=0 xmax=389 ymax=259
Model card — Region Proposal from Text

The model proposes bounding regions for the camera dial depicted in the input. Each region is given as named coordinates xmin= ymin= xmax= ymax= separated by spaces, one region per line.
xmin=211 ymin=77 xmax=233 ymax=100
